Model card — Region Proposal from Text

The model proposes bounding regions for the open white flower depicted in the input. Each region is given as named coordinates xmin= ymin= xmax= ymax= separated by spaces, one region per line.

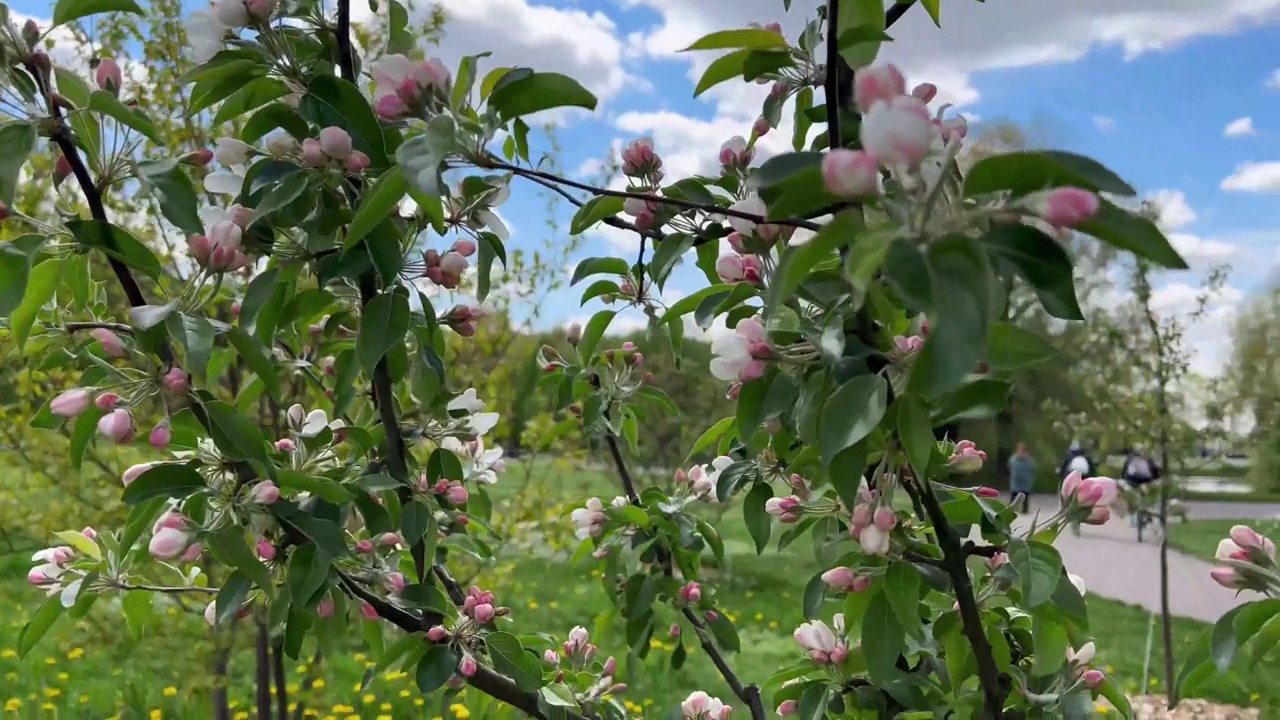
xmin=446 ymin=388 xmax=500 ymax=436
xmin=184 ymin=9 xmax=228 ymax=64
xmin=440 ymin=436 xmax=505 ymax=485
xmin=204 ymin=165 xmax=246 ymax=196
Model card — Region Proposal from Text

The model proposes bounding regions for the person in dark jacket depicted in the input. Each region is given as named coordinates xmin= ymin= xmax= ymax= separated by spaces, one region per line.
xmin=1059 ymin=440 xmax=1094 ymax=479
xmin=1121 ymin=448 xmax=1161 ymax=487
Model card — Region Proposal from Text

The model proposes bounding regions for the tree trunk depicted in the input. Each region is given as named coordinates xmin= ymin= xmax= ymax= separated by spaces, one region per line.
xmin=255 ymin=622 xmax=272 ymax=720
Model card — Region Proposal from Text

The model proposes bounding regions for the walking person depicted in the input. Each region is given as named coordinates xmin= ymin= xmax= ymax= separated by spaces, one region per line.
xmin=1121 ymin=446 xmax=1162 ymax=537
xmin=1008 ymin=442 xmax=1035 ymax=514
xmin=1059 ymin=439 xmax=1094 ymax=479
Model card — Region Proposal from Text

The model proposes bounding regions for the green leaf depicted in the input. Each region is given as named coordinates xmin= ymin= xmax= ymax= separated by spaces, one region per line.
xmin=121 ymin=463 xmax=206 ymax=505
xmin=862 ymin=591 xmax=905 ymax=682
xmin=689 ymin=417 xmax=735 ymax=459
xmin=488 ymin=72 xmax=597 ymax=120
xmin=69 ymin=405 xmax=103 ymax=471
xmin=754 ymin=150 xmax=824 ymax=189
xmin=275 ymin=470 xmax=352 ymax=504
xmin=1075 ymin=199 xmax=1188 ymax=270
xmin=0 ymin=246 xmax=31 ymax=318
xmin=986 ymin=323 xmax=1059 ymax=371
xmin=0 ymin=121 xmax=36 ymax=205
xmin=978 ymin=223 xmax=1083 ymax=320
xmin=682 ymin=28 xmax=789 ymax=51
xmin=744 ymin=482 xmax=774 ymax=554
xmin=53 ymin=0 xmax=142 ymax=25
xmin=9 ymin=257 xmax=61 ymax=349
xmin=300 ymin=75 xmax=390 ymax=168
xmin=347 ymin=166 xmax=407 ymax=249
xmin=883 ymin=562 xmax=920 ymax=636
xmin=920 ymin=0 xmax=942 ymax=26
xmin=88 ymin=90 xmax=159 ymax=143
xmin=571 ymin=256 xmax=630 ymax=286
xmin=932 ymin=379 xmax=1011 ymax=425
xmin=576 ymin=309 xmax=615 ymax=361
xmin=1007 ymin=538 xmax=1062 ymax=608
xmin=486 ymin=632 xmax=545 ymax=691
xmin=694 ymin=49 xmax=752 ymax=96
xmin=208 ymin=529 xmax=274 ymax=592
xmin=897 ymin=394 xmax=934 ymax=478
xmin=226 ymin=328 xmax=280 ymax=400
xmin=214 ymin=570 xmax=252 ymax=624
xmin=707 ymin=610 xmax=741 ymax=652
xmin=212 ymin=77 xmax=290 ymax=126
xmin=819 ymin=374 xmax=888 ymax=469
xmin=1097 ymin=675 xmax=1132 ymax=719
xmin=1031 ymin=611 xmax=1069 ymax=676
xmin=202 ymin=400 xmax=270 ymax=466
xmin=416 ymin=644 xmax=461 ymax=693
xmin=18 ymin=598 xmax=63 ymax=658
xmin=135 ymin=159 xmax=204 ymax=237
xmin=241 ymin=102 xmax=311 ymax=142
xmin=397 ymin=115 xmax=456 ymax=198
xmin=569 ymin=196 xmax=626 ymax=235
xmin=909 ymin=236 xmax=992 ymax=397
xmin=836 ymin=0 xmax=887 ymax=70
xmin=358 ymin=288 xmax=411 ymax=372
xmin=400 ymin=500 xmax=433 ymax=546
xmin=66 ymin=219 xmax=162 ymax=280
xmin=769 ymin=210 xmax=858 ymax=311
xmin=963 ymin=150 xmax=1137 ymax=199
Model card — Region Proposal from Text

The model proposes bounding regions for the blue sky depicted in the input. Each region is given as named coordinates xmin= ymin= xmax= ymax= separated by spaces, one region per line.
xmin=21 ymin=0 xmax=1280 ymax=375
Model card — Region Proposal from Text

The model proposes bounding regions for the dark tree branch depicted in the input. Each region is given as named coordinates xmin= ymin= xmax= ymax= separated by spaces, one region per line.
xmin=272 ymin=639 xmax=289 ymax=720
xmin=64 ymin=321 xmax=134 ymax=335
xmin=915 ymin=483 xmax=1005 ymax=718
xmin=600 ymin=430 xmax=765 ymax=718
xmin=335 ymin=0 xmax=356 ymax=83
xmin=255 ymin=621 xmax=272 ymax=720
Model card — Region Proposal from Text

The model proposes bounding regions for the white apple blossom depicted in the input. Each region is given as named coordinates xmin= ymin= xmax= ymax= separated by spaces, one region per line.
xmin=439 ymin=436 xmax=505 ymax=485
xmin=184 ymin=9 xmax=227 ymax=64
xmin=709 ymin=317 xmax=767 ymax=382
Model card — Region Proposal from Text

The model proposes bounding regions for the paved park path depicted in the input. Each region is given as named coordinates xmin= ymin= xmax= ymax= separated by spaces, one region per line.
xmin=1016 ymin=497 xmax=1280 ymax=622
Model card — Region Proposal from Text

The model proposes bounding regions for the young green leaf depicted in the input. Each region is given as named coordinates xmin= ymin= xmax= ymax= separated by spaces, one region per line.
xmin=488 ymin=73 xmax=597 ymax=120
xmin=0 ymin=121 xmax=36 ymax=205
xmin=357 ymin=288 xmax=411 ymax=372
xmin=963 ymin=150 xmax=1137 ymax=198
xmin=819 ymin=374 xmax=888 ymax=469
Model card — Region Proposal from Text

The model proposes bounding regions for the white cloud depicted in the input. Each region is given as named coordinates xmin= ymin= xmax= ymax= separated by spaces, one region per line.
xmin=1092 ymin=115 xmax=1116 ymax=133
xmin=1267 ymin=68 xmax=1280 ymax=88
xmin=1167 ymin=233 xmax=1237 ymax=265
xmin=1221 ymin=161 xmax=1280 ymax=193
xmin=1146 ymin=189 xmax=1197 ymax=230
xmin=1224 ymin=116 xmax=1257 ymax=137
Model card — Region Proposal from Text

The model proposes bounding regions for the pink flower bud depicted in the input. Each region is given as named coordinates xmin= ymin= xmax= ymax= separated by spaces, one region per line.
xmin=679 ymin=581 xmax=702 ymax=604
xmin=378 ymin=532 xmax=403 ymax=548
xmin=860 ymin=95 xmax=932 ymax=167
xmin=94 ymin=393 xmax=120 ymax=411
xmin=360 ymin=602 xmax=378 ymax=620
xmin=473 ymin=602 xmax=495 ymax=623
xmin=180 ymin=543 xmax=203 ymax=563
xmin=149 ymin=527 xmax=190 ymax=559
xmin=385 ymin=572 xmax=406 ymax=595
xmin=859 ymin=525 xmax=891 ymax=556
xmin=300 ymin=138 xmax=327 ymax=168
xmin=445 ymin=483 xmax=469 ymax=506
xmin=1039 ymin=188 xmax=1100 ymax=229
xmin=543 ymin=649 xmax=559 ymax=665
xmin=54 ymin=153 xmax=72 ymax=184
xmin=149 ymin=422 xmax=171 ymax=450
xmin=256 ymin=538 xmax=276 ymax=561
xmin=95 ymin=57 xmax=122 ymax=93
xmin=853 ymin=64 xmax=906 ymax=114
xmin=317 ymin=126 xmax=353 ymax=160
xmin=603 ymin=656 xmax=617 ymax=676
xmin=90 ymin=328 xmax=127 ymax=357
xmin=427 ymin=625 xmax=449 ymax=642
xmin=183 ymin=149 xmax=215 ymax=167
xmin=670 ymin=623 xmax=681 ymax=637
xmin=872 ymin=506 xmax=897 ymax=532
xmin=777 ymin=700 xmax=797 ymax=717
xmin=1211 ymin=567 xmax=1248 ymax=589
xmin=50 ymin=388 xmax=92 ymax=417
xmin=1082 ymin=669 xmax=1105 ymax=689
xmin=374 ymin=94 xmax=409 ymax=121
xmin=752 ymin=116 xmax=770 ymax=136
xmin=122 ymin=463 xmax=153 ymax=486
xmin=974 ymin=486 xmax=1000 ymax=498
xmin=705 ymin=610 xmax=718 ymax=623
xmin=162 ymin=367 xmax=189 ymax=394
xmin=355 ymin=539 xmax=374 ymax=554
xmin=316 ymin=598 xmax=334 ymax=618
xmin=821 ymin=149 xmax=879 ymax=198
xmin=245 ymin=0 xmax=276 ymax=19
xmin=274 ymin=438 xmax=295 ymax=452
xmin=765 ymin=496 xmax=803 ymax=523
xmin=342 ymin=150 xmax=370 ymax=173
xmin=911 ymin=82 xmax=937 ymax=103
xmin=820 ymin=566 xmax=856 ymax=591
xmin=97 ymin=408 xmax=135 ymax=443
xmin=249 ymin=480 xmax=280 ymax=505
xmin=81 ymin=526 xmax=97 ymax=540
xmin=187 ymin=234 xmax=212 ymax=265
xmin=459 ymin=653 xmax=478 ymax=677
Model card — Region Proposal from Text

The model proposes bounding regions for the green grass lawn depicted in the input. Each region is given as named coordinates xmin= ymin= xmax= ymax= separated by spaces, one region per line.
xmin=0 ymin=460 xmax=1275 ymax=718
xmin=1166 ymin=517 xmax=1280 ymax=562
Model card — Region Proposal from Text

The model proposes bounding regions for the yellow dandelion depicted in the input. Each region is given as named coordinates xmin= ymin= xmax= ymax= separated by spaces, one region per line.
xmin=57 ymin=672 xmax=69 ymax=681
xmin=150 ymin=709 xmax=163 ymax=720
xmin=450 ymin=704 xmax=471 ymax=719
xmin=331 ymin=705 xmax=354 ymax=714
xmin=354 ymin=653 xmax=367 ymax=662
xmin=528 ymin=600 xmax=539 ymax=609
xmin=44 ymin=657 xmax=56 ymax=665
xmin=0 ymin=649 xmax=16 ymax=659
xmin=163 ymin=687 xmax=178 ymax=697
xmin=4 ymin=699 xmax=20 ymax=712
xmin=413 ymin=699 xmax=424 ymax=707
xmin=380 ymin=703 xmax=392 ymax=711
xmin=79 ymin=695 xmax=88 ymax=704
xmin=363 ymin=694 xmax=377 ymax=705
xmin=399 ymin=690 xmax=411 ymax=698
xmin=67 ymin=648 xmax=84 ymax=660
xmin=377 ymin=716 xmax=394 ymax=720
xmin=43 ymin=704 xmax=57 ymax=711
xmin=234 ymin=714 xmax=249 ymax=720
xmin=312 ymin=679 xmax=326 ymax=690
xmin=43 ymin=688 xmax=61 ymax=698
xmin=549 ymin=601 xmax=559 ymax=609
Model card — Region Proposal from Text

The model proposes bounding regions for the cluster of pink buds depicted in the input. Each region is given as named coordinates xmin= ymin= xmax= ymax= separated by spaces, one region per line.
xmin=622 ymin=194 xmax=660 ymax=232
xmin=709 ymin=316 xmax=771 ymax=384
xmin=562 ymin=625 xmax=598 ymax=666
xmin=891 ymin=334 xmax=925 ymax=361
xmin=28 ymin=545 xmax=75 ymax=589
xmin=793 ymin=614 xmax=850 ymax=666
xmin=98 ymin=408 xmax=135 ymax=444
xmin=820 ymin=566 xmax=871 ymax=593
xmin=381 ymin=571 xmax=406 ymax=596
xmin=90 ymin=329 xmax=127 ymax=359
xmin=422 ymin=238 xmax=476 ymax=289
xmin=620 ymin=138 xmax=663 ymax=183
xmin=149 ymin=511 xmax=200 ymax=561
xmin=947 ymin=439 xmax=988 ymax=474
xmin=764 ymin=495 xmax=803 ymax=523
xmin=1065 ymin=642 xmax=1106 ymax=690
xmin=819 ymin=63 xmax=972 ymax=198
xmin=299 ymin=126 xmax=369 ymax=173
xmin=715 ymin=252 xmax=763 ymax=285
xmin=371 ymin=54 xmax=451 ymax=121
xmin=462 ymin=585 xmax=505 ymax=624
xmin=678 ymin=581 xmax=704 ymax=606
xmin=849 ymin=487 xmax=896 ymax=556
xmin=604 ymin=341 xmax=643 ymax=367
xmin=421 ymin=477 xmax=469 ymax=506
xmin=718 ymin=136 xmax=753 ymax=174
xmin=188 ymin=221 xmax=252 ymax=272
xmin=570 ymin=497 xmax=608 ymax=539
xmin=1058 ymin=471 xmax=1119 ymax=525
xmin=681 ymin=691 xmax=732 ymax=720
xmin=441 ymin=304 xmax=485 ymax=337
xmin=1211 ymin=525 xmax=1278 ymax=592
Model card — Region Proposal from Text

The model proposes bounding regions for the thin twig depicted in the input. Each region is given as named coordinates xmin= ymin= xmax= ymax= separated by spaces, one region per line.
xmin=114 ymin=582 xmax=217 ymax=594
xmin=64 ymin=321 xmax=134 ymax=335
